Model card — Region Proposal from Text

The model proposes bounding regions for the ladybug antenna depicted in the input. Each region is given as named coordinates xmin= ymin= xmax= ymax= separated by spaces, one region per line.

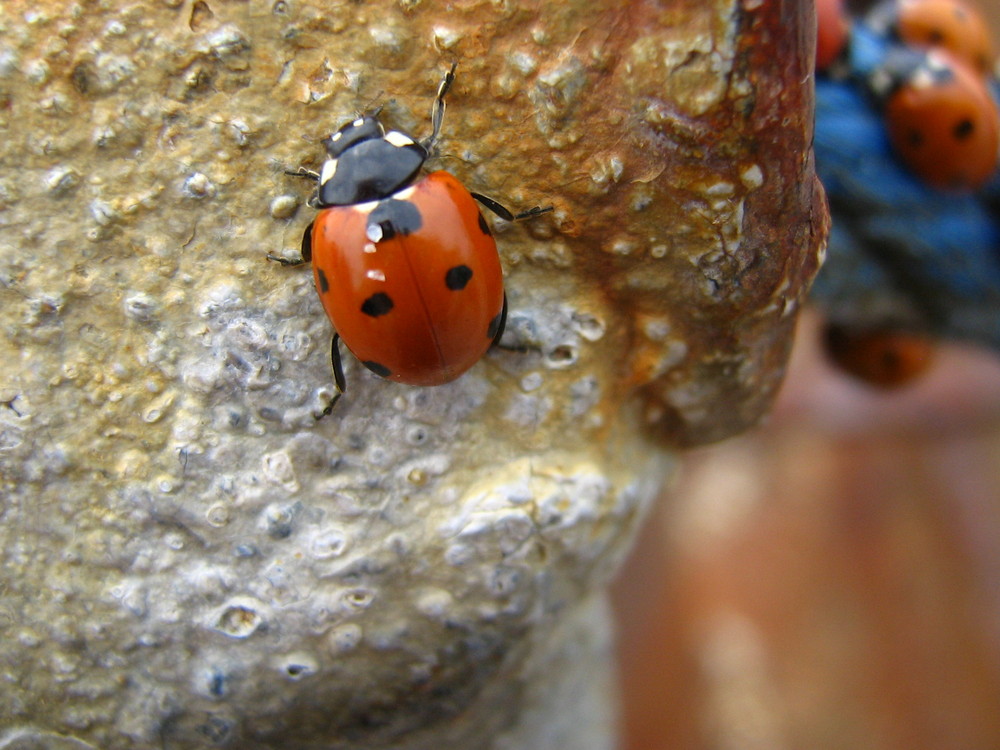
xmin=423 ymin=62 xmax=457 ymax=152
xmin=357 ymin=90 xmax=386 ymax=120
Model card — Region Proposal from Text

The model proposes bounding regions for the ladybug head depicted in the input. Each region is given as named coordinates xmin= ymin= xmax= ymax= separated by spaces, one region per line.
xmin=867 ymin=45 xmax=946 ymax=100
xmin=322 ymin=116 xmax=385 ymax=158
xmin=317 ymin=115 xmax=428 ymax=207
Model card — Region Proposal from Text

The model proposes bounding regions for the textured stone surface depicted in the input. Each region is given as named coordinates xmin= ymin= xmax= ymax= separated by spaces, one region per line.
xmin=0 ymin=0 xmax=823 ymax=748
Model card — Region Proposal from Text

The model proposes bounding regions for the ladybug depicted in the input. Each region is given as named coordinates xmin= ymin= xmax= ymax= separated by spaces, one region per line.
xmin=270 ymin=65 xmax=551 ymax=417
xmin=823 ymin=323 xmax=936 ymax=387
xmin=816 ymin=0 xmax=851 ymax=73
xmin=876 ymin=48 xmax=1000 ymax=189
xmin=869 ymin=0 xmax=996 ymax=77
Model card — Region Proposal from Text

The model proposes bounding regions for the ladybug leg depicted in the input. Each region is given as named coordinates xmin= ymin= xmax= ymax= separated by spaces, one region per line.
xmin=490 ymin=294 xmax=530 ymax=353
xmin=512 ymin=205 xmax=554 ymax=220
xmin=470 ymin=192 xmax=514 ymax=221
xmin=266 ymin=222 xmax=313 ymax=266
xmin=471 ymin=193 xmax=554 ymax=222
xmin=317 ymin=333 xmax=346 ymax=419
xmin=284 ymin=167 xmax=320 ymax=181
xmin=491 ymin=293 xmax=509 ymax=348
xmin=298 ymin=221 xmax=313 ymax=263
xmin=285 ymin=167 xmax=321 ymax=208
xmin=422 ymin=62 xmax=457 ymax=152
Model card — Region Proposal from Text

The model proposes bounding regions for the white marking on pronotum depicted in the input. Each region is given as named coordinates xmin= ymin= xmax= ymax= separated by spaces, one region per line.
xmin=384 ymin=130 xmax=416 ymax=148
xmin=320 ymin=159 xmax=338 ymax=186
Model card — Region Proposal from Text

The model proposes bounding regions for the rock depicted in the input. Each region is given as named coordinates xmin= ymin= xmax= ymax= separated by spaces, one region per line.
xmin=0 ymin=1 xmax=824 ymax=747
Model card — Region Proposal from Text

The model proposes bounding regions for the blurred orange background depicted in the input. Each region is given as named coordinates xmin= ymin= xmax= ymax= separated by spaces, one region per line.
xmin=613 ymin=4 xmax=1000 ymax=747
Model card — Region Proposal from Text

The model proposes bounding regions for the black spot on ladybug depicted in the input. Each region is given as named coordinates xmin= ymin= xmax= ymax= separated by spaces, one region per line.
xmin=907 ymin=128 xmax=924 ymax=148
xmin=953 ymin=118 xmax=975 ymax=141
xmin=361 ymin=292 xmax=394 ymax=317
xmin=879 ymin=347 xmax=903 ymax=374
xmin=362 ymin=360 xmax=392 ymax=378
xmin=317 ymin=268 xmax=330 ymax=294
xmin=477 ymin=212 xmax=492 ymax=236
xmin=487 ymin=311 xmax=503 ymax=340
xmin=445 ymin=265 xmax=473 ymax=291
xmin=367 ymin=199 xmax=423 ymax=242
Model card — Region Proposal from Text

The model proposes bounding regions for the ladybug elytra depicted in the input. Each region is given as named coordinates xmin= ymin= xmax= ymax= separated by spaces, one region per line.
xmin=880 ymin=48 xmax=1000 ymax=190
xmin=824 ymin=323 xmax=936 ymax=387
xmin=816 ymin=0 xmax=851 ymax=72
xmin=870 ymin=0 xmax=996 ymax=77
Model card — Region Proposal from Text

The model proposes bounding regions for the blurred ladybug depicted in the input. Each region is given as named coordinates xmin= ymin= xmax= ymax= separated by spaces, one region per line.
xmin=816 ymin=0 xmax=851 ymax=72
xmin=869 ymin=0 xmax=996 ymax=76
xmin=813 ymin=5 xmax=1000 ymax=353
xmin=876 ymin=48 xmax=1000 ymax=189
xmin=270 ymin=64 xmax=551 ymax=416
xmin=823 ymin=323 xmax=936 ymax=387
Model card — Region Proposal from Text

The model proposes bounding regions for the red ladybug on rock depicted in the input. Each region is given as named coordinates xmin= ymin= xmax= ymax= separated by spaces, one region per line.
xmin=271 ymin=65 xmax=550 ymax=417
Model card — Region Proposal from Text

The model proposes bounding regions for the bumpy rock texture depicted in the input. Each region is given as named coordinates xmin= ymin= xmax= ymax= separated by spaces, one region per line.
xmin=0 ymin=0 xmax=825 ymax=748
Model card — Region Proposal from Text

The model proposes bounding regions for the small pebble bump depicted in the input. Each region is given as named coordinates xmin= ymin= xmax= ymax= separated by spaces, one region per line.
xmin=740 ymin=163 xmax=764 ymax=189
xmin=182 ymin=172 xmax=216 ymax=199
xmin=432 ymin=26 xmax=462 ymax=51
xmin=329 ymin=623 xmax=363 ymax=653
xmin=341 ymin=588 xmax=375 ymax=610
xmin=123 ymin=293 xmax=158 ymax=322
xmin=274 ymin=652 xmax=318 ymax=681
xmin=212 ymin=601 xmax=265 ymax=639
xmin=261 ymin=503 xmax=296 ymax=539
xmin=206 ymin=504 xmax=230 ymax=527
xmin=269 ymin=194 xmax=299 ymax=220
xmin=310 ymin=529 xmax=348 ymax=559
xmin=415 ymin=588 xmax=454 ymax=619
xmin=24 ymin=59 xmax=50 ymax=85
xmin=44 ymin=167 xmax=79 ymax=196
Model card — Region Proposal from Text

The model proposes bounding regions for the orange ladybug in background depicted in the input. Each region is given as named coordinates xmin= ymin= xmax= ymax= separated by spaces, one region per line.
xmin=874 ymin=0 xmax=996 ymax=76
xmin=816 ymin=0 xmax=851 ymax=72
xmin=813 ymin=0 xmax=1000 ymax=375
xmin=823 ymin=324 xmax=936 ymax=387
xmin=882 ymin=48 xmax=1000 ymax=190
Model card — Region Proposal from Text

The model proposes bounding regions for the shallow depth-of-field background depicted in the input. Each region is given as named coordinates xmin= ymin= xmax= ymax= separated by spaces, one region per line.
xmin=614 ymin=2 xmax=1000 ymax=747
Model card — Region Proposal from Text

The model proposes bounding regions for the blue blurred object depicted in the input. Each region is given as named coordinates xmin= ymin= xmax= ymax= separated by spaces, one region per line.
xmin=812 ymin=21 xmax=1000 ymax=348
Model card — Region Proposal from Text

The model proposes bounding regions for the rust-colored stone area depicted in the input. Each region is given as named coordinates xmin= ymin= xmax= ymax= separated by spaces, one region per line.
xmin=615 ymin=311 xmax=1000 ymax=750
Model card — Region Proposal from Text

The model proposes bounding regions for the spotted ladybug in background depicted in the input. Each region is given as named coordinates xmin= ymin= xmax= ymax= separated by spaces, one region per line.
xmin=823 ymin=323 xmax=936 ymax=387
xmin=816 ymin=0 xmax=851 ymax=72
xmin=875 ymin=48 xmax=1000 ymax=190
xmin=270 ymin=64 xmax=551 ymax=417
xmin=869 ymin=0 xmax=996 ymax=76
